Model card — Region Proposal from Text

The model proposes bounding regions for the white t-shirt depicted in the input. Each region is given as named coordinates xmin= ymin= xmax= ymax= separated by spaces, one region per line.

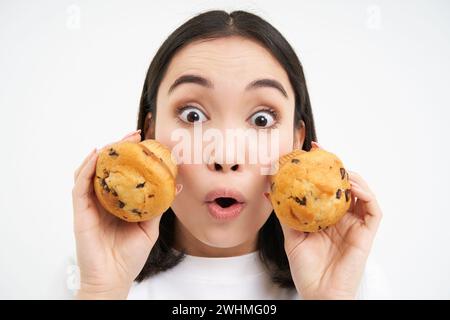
xmin=127 ymin=250 xmax=390 ymax=300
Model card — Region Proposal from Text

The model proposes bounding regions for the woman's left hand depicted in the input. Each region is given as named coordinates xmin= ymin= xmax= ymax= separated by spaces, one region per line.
xmin=280 ymin=142 xmax=383 ymax=299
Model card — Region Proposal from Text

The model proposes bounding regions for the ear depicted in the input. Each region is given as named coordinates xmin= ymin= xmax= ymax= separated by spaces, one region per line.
xmin=293 ymin=120 xmax=306 ymax=149
xmin=143 ymin=112 xmax=155 ymax=139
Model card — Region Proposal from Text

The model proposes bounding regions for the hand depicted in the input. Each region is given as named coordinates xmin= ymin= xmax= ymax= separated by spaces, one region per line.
xmin=71 ymin=130 xmax=182 ymax=299
xmin=279 ymin=141 xmax=382 ymax=299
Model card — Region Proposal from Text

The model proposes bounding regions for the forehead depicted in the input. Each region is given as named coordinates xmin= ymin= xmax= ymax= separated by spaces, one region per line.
xmin=160 ymin=36 xmax=292 ymax=95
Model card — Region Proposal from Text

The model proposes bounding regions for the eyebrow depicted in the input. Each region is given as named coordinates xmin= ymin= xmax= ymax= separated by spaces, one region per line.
xmin=167 ymin=74 xmax=288 ymax=99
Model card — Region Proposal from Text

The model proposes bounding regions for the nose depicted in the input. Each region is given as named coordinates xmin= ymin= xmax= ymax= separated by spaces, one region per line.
xmin=207 ymin=161 xmax=241 ymax=173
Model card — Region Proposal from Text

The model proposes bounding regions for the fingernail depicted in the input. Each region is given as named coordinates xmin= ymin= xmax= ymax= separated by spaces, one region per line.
xmin=122 ymin=129 xmax=141 ymax=140
xmin=311 ymin=141 xmax=323 ymax=149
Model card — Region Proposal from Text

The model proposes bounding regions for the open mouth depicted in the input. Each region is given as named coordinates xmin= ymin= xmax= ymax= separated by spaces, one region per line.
xmin=204 ymin=188 xmax=246 ymax=220
xmin=214 ymin=197 xmax=239 ymax=208
xmin=207 ymin=197 xmax=245 ymax=220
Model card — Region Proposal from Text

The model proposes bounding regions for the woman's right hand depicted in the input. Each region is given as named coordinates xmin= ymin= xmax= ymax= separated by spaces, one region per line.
xmin=72 ymin=130 xmax=175 ymax=299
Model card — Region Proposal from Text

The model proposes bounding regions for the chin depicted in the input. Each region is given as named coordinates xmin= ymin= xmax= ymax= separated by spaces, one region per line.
xmin=200 ymin=230 xmax=246 ymax=249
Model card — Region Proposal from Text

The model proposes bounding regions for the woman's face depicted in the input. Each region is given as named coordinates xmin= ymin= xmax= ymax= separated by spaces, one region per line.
xmin=146 ymin=36 xmax=304 ymax=256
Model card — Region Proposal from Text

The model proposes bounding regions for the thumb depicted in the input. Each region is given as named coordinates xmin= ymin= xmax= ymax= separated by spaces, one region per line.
xmin=279 ymin=218 xmax=309 ymax=247
xmin=280 ymin=221 xmax=295 ymax=242
xmin=137 ymin=214 xmax=163 ymax=246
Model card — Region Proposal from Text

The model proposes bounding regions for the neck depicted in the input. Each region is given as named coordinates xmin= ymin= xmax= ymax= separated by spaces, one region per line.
xmin=172 ymin=217 xmax=258 ymax=258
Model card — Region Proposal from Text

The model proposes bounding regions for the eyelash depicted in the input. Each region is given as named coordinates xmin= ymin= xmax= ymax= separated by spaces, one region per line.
xmin=174 ymin=105 xmax=280 ymax=129
xmin=255 ymin=107 xmax=279 ymax=129
xmin=174 ymin=105 xmax=208 ymax=127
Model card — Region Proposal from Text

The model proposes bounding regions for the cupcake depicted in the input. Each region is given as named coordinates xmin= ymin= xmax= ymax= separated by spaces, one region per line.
xmin=269 ymin=146 xmax=351 ymax=232
xmin=93 ymin=139 xmax=177 ymax=222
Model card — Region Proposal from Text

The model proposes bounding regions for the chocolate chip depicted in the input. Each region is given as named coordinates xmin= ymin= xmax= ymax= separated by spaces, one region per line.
xmin=148 ymin=194 xmax=154 ymax=198
xmin=159 ymin=157 xmax=163 ymax=162
xmin=142 ymin=148 xmax=153 ymax=156
xmin=108 ymin=148 xmax=119 ymax=157
xmin=111 ymin=189 xmax=118 ymax=197
xmin=295 ymin=196 xmax=307 ymax=206
xmin=345 ymin=189 xmax=351 ymax=202
xmin=318 ymin=226 xmax=322 ymax=230
xmin=136 ymin=182 xmax=146 ymax=188
xmin=291 ymin=158 xmax=300 ymax=164
xmin=100 ymin=178 xmax=110 ymax=193
xmin=346 ymin=172 xmax=349 ymax=181
xmin=122 ymin=216 xmax=128 ymax=219
xmin=277 ymin=201 xmax=280 ymax=205
xmin=340 ymin=168 xmax=346 ymax=180
xmin=270 ymin=182 xmax=275 ymax=192
xmin=131 ymin=209 xmax=142 ymax=216
xmin=336 ymin=189 xmax=342 ymax=199
xmin=118 ymin=200 xmax=125 ymax=208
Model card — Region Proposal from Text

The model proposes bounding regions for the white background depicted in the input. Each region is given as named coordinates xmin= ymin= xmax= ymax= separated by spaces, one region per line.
xmin=0 ymin=0 xmax=449 ymax=299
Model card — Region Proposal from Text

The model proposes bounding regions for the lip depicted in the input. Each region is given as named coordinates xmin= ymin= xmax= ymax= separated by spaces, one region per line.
xmin=204 ymin=188 xmax=247 ymax=221
xmin=206 ymin=201 xmax=245 ymax=220
xmin=204 ymin=188 xmax=246 ymax=203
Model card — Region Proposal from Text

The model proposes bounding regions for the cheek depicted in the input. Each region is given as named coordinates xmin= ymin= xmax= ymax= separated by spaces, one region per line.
xmin=154 ymin=108 xmax=179 ymax=146
xmin=170 ymin=166 xmax=204 ymax=220
xmin=277 ymin=123 xmax=295 ymax=156
xmin=154 ymin=126 xmax=175 ymax=147
xmin=175 ymin=164 xmax=203 ymax=187
xmin=250 ymin=128 xmax=294 ymax=173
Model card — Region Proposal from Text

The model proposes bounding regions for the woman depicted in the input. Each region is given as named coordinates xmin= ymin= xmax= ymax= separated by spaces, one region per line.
xmin=72 ymin=10 xmax=383 ymax=300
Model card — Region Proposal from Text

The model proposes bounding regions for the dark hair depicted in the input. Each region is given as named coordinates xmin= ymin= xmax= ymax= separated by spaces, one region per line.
xmin=135 ymin=10 xmax=317 ymax=288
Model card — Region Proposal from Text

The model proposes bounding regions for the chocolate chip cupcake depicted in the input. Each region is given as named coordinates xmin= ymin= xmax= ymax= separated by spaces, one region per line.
xmin=93 ymin=139 xmax=177 ymax=222
xmin=269 ymin=146 xmax=351 ymax=232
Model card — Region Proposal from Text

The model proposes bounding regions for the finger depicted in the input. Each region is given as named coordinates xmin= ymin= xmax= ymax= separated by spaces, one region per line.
xmin=348 ymin=184 xmax=357 ymax=212
xmin=348 ymin=170 xmax=372 ymax=193
xmin=311 ymin=141 xmax=324 ymax=150
xmin=138 ymin=214 xmax=163 ymax=246
xmin=74 ymin=148 xmax=97 ymax=183
xmin=72 ymin=150 xmax=99 ymax=211
xmin=279 ymin=222 xmax=308 ymax=255
xmin=349 ymin=183 xmax=382 ymax=231
xmin=99 ymin=130 xmax=142 ymax=153
xmin=121 ymin=129 xmax=141 ymax=141
xmin=348 ymin=181 xmax=364 ymax=213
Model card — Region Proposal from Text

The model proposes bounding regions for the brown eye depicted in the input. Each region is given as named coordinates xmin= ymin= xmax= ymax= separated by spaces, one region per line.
xmin=178 ymin=106 xmax=207 ymax=124
xmin=249 ymin=110 xmax=276 ymax=128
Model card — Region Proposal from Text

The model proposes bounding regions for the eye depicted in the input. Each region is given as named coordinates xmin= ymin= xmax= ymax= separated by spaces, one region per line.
xmin=177 ymin=105 xmax=208 ymax=124
xmin=249 ymin=109 xmax=277 ymax=128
